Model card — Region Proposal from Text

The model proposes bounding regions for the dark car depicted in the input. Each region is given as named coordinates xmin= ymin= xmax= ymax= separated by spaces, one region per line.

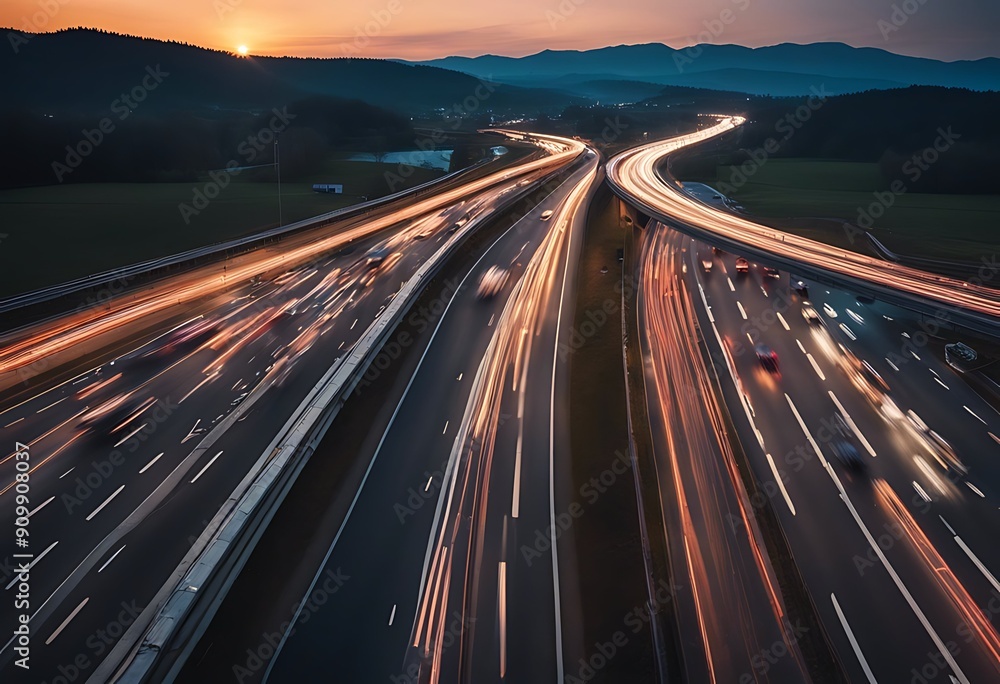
xmin=831 ymin=440 xmax=866 ymax=474
xmin=792 ymin=280 xmax=810 ymax=298
xmin=754 ymin=345 xmax=779 ymax=373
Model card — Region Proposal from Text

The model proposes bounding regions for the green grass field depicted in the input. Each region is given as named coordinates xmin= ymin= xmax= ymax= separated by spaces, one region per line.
xmin=0 ymin=160 xmax=443 ymax=298
xmin=699 ymin=159 xmax=1000 ymax=262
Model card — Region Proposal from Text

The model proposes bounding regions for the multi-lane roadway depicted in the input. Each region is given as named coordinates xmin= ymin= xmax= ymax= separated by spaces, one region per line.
xmin=0 ymin=144 xmax=582 ymax=682
xmin=175 ymin=148 xmax=601 ymax=683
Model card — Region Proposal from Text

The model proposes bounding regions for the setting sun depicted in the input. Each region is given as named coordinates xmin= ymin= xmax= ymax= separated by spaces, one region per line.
xmin=236 ymin=44 xmax=248 ymax=55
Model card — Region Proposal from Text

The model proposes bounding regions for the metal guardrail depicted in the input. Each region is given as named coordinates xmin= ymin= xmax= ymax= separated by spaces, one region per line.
xmin=94 ymin=161 xmax=577 ymax=683
xmin=606 ymin=177 xmax=1000 ymax=340
xmin=0 ymin=158 xmax=494 ymax=319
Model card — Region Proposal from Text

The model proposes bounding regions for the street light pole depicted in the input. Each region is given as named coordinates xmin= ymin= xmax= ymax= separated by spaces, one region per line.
xmin=274 ymin=137 xmax=282 ymax=226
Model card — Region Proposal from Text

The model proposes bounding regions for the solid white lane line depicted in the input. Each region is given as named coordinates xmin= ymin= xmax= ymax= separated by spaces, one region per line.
xmin=727 ymin=277 xmax=735 ymax=292
xmin=807 ymin=354 xmax=825 ymax=381
xmin=910 ymin=350 xmax=921 ymax=361
xmin=59 ymin=467 xmax=75 ymax=479
xmin=28 ymin=496 xmax=54 ymax=518
xmin=796 ymin=339 xmax=806 ymax=354
xmin=885 ymin=357 xmax=899 ymax=371
xmin=737 ymin=301 xmax=747 ymax=320
xmin=966 ymin=482 xmax=985 ymax=498
xmin=113 ymin=422 xmax=147 ymax=448
xmin=139 ymin=453 xmax=164 ymax=474
xmin=45 ymin=597 xmax=89 ymax=645
xmin=388 ymin=604 xmax=397 ymax=626
xmin=98 ymin=545 xmax=126 ymax=573
xmin=776 ymin=311 xmax=790 ymax=331
xmin=5 ymin=541 xmax=58 ymax=590
xmin=179 ymin=373 xmax=215 ymax=404
xmin=37 ymin=397 xmax=67 ymax=413
xmin=4 ymin=417 xmax=25 ymax=428
xmin=424 ymin=476 xmax=433 ymax=492
xmin=964 ymin=406 xmax=987 ymax=425
xmin=766 ymin=454 xmax=795 ymax=515
xmin=837 ymin=477 xmax=968 ymax=683
xmin=828 ymin=391 xmax=875 ymax=457
xmin=954 ymin=536 xmax=1000 ymax=596
xmin=831 ymin=594 xmax=878 ymax=684
xmin=499 ymin=561 xmax=508 ymax=678
xmin=350 ymin=318 xmax=358 ymax=330
xmin=785 ymin=395 xmax=829 ymax=467
xmin=85 ymin=485 xmax=125 ymax=521
xmin=262 ymin=218 xmax=526 ymax=683
xmin=442 ymin=421 xmax=449 ymax=435
xmin=933 ymin=377 xmax=950 ymax=390
xmin=189 ymin=451 xmax=223 ymax=483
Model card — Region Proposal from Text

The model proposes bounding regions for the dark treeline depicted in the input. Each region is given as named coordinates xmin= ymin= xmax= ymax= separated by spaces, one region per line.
xmin=0 ymin=96 xmax=416 ymax=188
xmin=730 ymin=86 xmax=1000 ymax=194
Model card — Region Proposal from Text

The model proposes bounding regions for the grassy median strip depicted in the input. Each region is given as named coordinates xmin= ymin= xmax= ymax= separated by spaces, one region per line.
xmin=562 ymin=184 xmax=673 ymax=682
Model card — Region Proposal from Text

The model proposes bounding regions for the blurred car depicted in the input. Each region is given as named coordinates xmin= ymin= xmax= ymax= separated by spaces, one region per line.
xmin=448 ymin=215 xmax=470 ymax=233
xmin=78 ymin=393 xmax=153 ymax=442
xmin=830 ymin=440 xmax=866 ymax=474
xmin=792 ymin=280 xmax=810 ymax=298
xmin=823 ymin=303 xmax=838 ymax=318
xmin=802 ymin=305 xmax=821 ymax=324
xmin=414 ymin=227 xmax=434 ymax=240
xmin=735 ymin=257 xmax=749 ymax=273
xmin=763 ymin=266 xmax=780 ymax=279
xmin=906 ymin=410 xmax=968 ymax=476
xmin=754 ymin=344 xmax=779 ymax=372
xmin=540 ymin=209 xmax=554 ymax=221
xmin=476 ymin=266 xmax=509 ymax=299
xmin=712 ymin=246 xmax=724 ymax=255
xmin=701 ymin=259 xmax=713 ymax=272
xmin=145 ymin=318 xmax=220 ymax=359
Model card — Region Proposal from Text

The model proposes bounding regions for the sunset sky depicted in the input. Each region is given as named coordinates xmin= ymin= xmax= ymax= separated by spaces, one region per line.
xmin=3 ymin=0 xmax=998 ymax=62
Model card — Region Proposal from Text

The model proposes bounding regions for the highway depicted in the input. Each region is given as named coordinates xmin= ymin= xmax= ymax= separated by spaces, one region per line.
xmin=634 ymin=222 xmax=811 ymax=682
xmin=606 ymin=117 xmax=1000 ymax=332
xmin=649 ymin=221 xmax=1000 ymax=682
xmin=175 ymin=150 xmax=601 ymax=683
xmin=0 ymin=136 xmax=580 ymax=395
xmin=0 ymin=143 xmax=581 ymax=683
